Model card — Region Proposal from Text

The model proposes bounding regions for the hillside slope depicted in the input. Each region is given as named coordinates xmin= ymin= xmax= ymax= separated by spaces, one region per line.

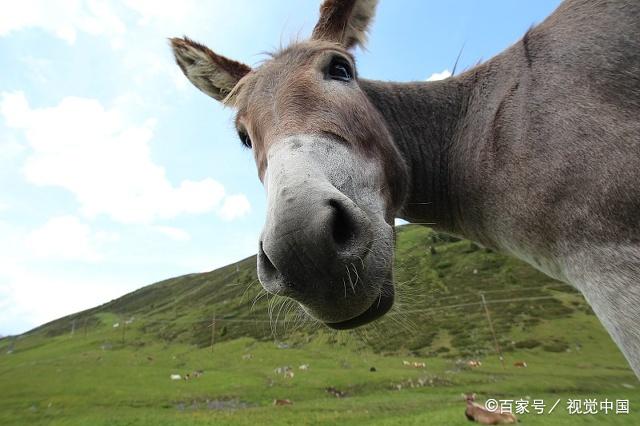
xmin=15 ymin=225 xmax=597 ymax=357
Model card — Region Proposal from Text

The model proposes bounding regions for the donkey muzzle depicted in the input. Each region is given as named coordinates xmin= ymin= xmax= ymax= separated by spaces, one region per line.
xmin=256 ymin=135 xmax=392 ymax=325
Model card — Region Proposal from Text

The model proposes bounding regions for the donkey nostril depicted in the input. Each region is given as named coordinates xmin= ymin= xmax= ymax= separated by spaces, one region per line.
xmin=328 ymin=199 xmax=356 ymax=246
xmin=258 ymin=240 xmax=278 ymax=278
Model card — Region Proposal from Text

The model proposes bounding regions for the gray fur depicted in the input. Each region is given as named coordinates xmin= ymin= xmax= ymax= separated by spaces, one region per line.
xmin=362 ymin=0 xmax=640 ymax=376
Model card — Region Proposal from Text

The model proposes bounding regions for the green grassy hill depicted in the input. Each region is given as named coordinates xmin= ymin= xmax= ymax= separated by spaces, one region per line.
xmin=1 ymin=225 xmax=638 ymax=425
xmin=21 ymin=225 xmax=596 ymax=355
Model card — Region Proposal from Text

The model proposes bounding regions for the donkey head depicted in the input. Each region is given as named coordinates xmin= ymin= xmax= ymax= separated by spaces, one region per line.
xmin=171 ymin=0 xmax=408 ymax=329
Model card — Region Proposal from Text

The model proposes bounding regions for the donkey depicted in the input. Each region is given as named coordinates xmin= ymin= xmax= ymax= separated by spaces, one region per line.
xmin=171 ymin=0 xmax=640 ymax=377
xmin=463 ymin=394 xmax=517 ymax=425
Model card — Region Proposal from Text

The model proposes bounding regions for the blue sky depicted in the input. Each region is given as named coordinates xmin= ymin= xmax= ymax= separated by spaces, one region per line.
xmin=0 ymin=0 xmax=561 ymax=335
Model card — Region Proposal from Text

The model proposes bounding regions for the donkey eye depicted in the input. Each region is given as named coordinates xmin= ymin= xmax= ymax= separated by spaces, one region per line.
xmin=238 ymin=130 xmax=252 ymax=148
xmin=327 ymin=57 xmax=353 ymax=82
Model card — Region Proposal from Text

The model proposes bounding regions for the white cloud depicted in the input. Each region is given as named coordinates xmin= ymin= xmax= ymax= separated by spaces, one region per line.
xmin=0 ymin=91 xmax=30 ymax=127
xmin=0 ymin=258 xmax=135 ymax=333
xmin=0 ymin=0 xmax=197 ymax=90
xmin=426 ymin=69 xmax=452 ymax=81
xmin=0 ymin=135 xmax=26 ymax=161
xmin=219 ymin=194 xmax=251 ymax=221
xmin=94 ymin=230 xmax=121 ymax=243
xmin=25 ymin=215 xmax=102 ymax=262
xmin=0 ymin=0 xmax=127 ymax=48
xmin=154 ymin=226 xmax=190 ymax=241
xmin=0 ymin=92 xmax=250 ymax=224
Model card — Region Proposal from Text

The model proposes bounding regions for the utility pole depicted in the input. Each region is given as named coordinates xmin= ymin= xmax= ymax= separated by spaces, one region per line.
xmin=70 ymin=319 xmax=76 ymax=337
xmin=83 ymin=317 xmax=88 ymax=339
xmin=210 ymin=312 xmax=217 ymax=352
xmin=480 ymin=293 xmax=505 ymax=369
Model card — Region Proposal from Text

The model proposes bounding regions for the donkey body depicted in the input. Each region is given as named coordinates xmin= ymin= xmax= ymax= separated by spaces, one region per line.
xmin=172 ymin=0 xmax=640 ymax=377
xmin=464 ymin=394 xmax=517 ymax=425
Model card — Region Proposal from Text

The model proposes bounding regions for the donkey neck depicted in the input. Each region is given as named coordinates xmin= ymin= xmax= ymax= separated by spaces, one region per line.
xmin=360 ymin=77 xmax=471 ymax=237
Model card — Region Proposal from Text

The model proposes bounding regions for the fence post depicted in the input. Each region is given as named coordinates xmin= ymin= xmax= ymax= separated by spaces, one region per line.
xmin=481 ymin=293 xmax=505 ymax=368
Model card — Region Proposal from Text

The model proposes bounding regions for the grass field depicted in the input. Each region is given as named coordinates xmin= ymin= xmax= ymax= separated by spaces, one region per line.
xmin=1 ymin=316 xmax=638 ymax=425
xmin=1 ymin=225 xmax=638 ymax=424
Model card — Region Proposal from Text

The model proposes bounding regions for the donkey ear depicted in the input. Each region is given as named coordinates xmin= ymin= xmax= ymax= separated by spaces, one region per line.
xmin=311 ymin=0 xmax=378 ymax=49
xmin=170 ymin=37 xmax=251 ymax=102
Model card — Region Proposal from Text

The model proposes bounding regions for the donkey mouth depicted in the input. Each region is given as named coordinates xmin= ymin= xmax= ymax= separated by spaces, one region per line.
xmin=324 ymin=284 xmax=394 ymax=330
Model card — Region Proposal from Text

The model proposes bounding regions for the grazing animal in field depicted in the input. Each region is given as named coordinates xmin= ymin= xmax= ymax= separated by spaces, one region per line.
xmin=402 ymin=360 xmax=411 ymax=366
xmin=464 ymin=394 xmax=517 ymax=425
xmin=513 ymin=361 xmax=527 ymax=368
xmin=299 ymin=364 xmax=309 ymax=371
xmin=171 ymin=0 xmax=640 ymax=377
xmin=274 ymin=366 xmax=293 ymax=375
xmin=467 ymin=360 xmax=482 ymax=368
xmin=182 ymin=371 xmax=203 ymax=381
xmin=170 ymin=374 xmax=181 ymax=381
xmin=273 ymin=399 xmax=293 ymax=406
xmin=413 ymin=362 xmax=426 ymax=368
xmin=326 ymin=386 xmax=347 ymax=398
